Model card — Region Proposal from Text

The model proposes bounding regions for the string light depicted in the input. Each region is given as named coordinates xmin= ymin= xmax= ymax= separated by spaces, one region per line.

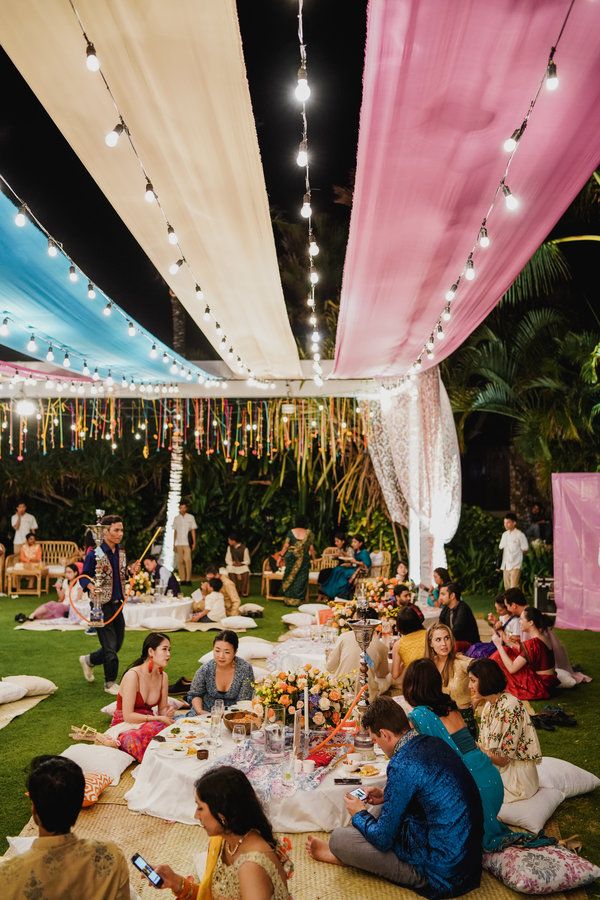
xmin=92 ymin=367 xmax=99 ymax=381
xmin=87 ymin=281 xmax=96 ymax=299
xmin=442 ymin=303 xmax=452 ymax=322
xmin=162 ymin=352 xmax=169 ymax=365
xmin=478 ymin=225 xmax=490 ymax=248
xmin=105 ymin=122 xmax=124 ymax=147
xmin=47 ymin=238 xmax=58 ymax=257
xmin=195 ymin=285 xmax=204 ymax=301
xmin=27 ymin=334 xmax=37 ymax=352
xmin=465 ymin=256 xmax=475 ymax=280
xmin=63 ymin=351 xmax=71 ymax=368
xmin=203 ymin=305 xmax=211 ymax=322
xmin=295 ymin=64 xmax=310 ymax=102
xmin=85 ymin=40 xmax=99 ymax=72
xmin=150 ymin=344 xmax=157 ymax=358
xmin=68 ymin=264 xmax=78 ymax=282
xmin=296 ymin=139 xmax=308 ymax=167
xmin=300 ymin=192 xmax=312 ymax=218
xmin=546 ymin=54 xmax=558 ymax=91
xmin=445 ymin=283 xmax=458 ymax=302
xmin=308 ymin=236 xmax=319 ymax=257
xmin=144 ymin=180 xmax=156 ymax=203
xmin=103 ymin=301 xmax=112 ymax=316
xmin=502 ymin=182 xmax=519 ymax=210
xmin=0 ymin=318 xmax=9 ymax=336
xmin=169 ymin=259 xmax=183 ymax=275
xmin=127 ymin=321 xmax=136 ymax=337
xmin=436 ymin=323 xmax=445 ymax=341
xmin=82 ymin=360 xmax=90 ymax=376
xmin=14 ymin=205 xmax=27 ymax=227
xmin=46 ymin=345 xmax=55 ymax=362
xmin=215 ymin=322 xmax=223 ymax=337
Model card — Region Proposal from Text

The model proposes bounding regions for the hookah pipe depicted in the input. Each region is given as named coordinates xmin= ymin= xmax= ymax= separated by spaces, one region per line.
xmin=69 ymin=526 xmax=163 ymax=627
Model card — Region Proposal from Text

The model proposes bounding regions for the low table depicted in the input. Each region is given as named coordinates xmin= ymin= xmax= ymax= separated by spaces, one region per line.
xmin=73 ymin=596 xmax=193 ymax=628
xmin=125 ymin=717 xmax=386 ymax=832
xmin=267 ymin=638 xmax=328 ymax=673
xmin=5 ymin=566 xmax=43 ymax=596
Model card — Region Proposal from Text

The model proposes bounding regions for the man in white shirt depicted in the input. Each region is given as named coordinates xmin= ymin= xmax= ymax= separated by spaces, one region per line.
xmin=172 ymin=502 xmax=197 ymax=585
xmin=499 ymin=512 xmax=528 ymax=589
xmin=11 ymin=501 xmax=38 ymax=556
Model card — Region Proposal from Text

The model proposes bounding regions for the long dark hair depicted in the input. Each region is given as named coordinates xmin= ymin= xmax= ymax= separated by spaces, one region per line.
xmin=522 ymin=605 xmax=551 ymax=632
xmin=195 ymin=766 xmax=276 ymax=847
xmin=403 ymin=659 xmax=457 ymax=717
xmin=126 ymin=632 xmax=170 ymax=672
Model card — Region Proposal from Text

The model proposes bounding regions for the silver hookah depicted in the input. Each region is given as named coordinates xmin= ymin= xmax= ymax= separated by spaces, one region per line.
xmin=85 ymin=509 xmax=105 ymax=626
xmin=349 ymin=582 xmax=378 ymax=751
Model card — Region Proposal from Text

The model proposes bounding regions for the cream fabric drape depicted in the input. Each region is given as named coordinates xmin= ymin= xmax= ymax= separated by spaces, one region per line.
xmin=0 ymin=0 xmax=301 ymax=378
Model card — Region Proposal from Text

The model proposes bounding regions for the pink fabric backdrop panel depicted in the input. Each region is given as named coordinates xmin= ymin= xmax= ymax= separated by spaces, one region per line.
xmin=334 ymin=0 xmax=600 ymax=378
xmin=552 ymin=473 xmax=600 ymax=631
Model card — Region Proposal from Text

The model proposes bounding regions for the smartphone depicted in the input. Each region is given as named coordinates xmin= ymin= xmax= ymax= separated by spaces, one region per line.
xmin=131 ymin=853 xmax=164 ymax=887
xmin=349 ymin=787 xmax=368 ymax=800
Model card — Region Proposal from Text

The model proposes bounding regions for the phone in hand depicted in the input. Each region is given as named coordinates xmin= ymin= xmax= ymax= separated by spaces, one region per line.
xmin=131 ymin=853 xmax=164 ymax=887
xmin=349 ymin=787 xmax=368 ymax=800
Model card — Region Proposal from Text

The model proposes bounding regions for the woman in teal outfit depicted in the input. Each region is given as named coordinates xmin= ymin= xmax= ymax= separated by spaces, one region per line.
xmin=403 ymin=659 xmax=553 ymax=852
xmin=276 ymin=515 xmax=315 ymax=607
xmin=318 ymin=535 xmax=371 ymax=600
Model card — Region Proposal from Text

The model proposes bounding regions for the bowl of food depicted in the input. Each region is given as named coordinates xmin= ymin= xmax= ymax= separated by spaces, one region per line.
xmin=222 ymin=710 xmax=261 ymax=735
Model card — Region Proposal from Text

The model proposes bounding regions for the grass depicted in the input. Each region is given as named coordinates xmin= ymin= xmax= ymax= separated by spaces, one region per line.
xmin=1 ymin=582 xmax=599 ymax=895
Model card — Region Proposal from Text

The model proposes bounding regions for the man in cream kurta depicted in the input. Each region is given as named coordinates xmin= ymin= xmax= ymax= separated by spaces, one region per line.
xmin=326 ymin=630 xmax=391 ymax=700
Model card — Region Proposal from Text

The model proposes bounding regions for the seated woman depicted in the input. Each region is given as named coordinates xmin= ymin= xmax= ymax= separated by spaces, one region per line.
xmin=27 ymin=563 xmax=82 ymax=620
xmin=395 ymin=560 xmax=416 ymax=594
xmin=424 ymin=567 xmax=450 ymax=607
xmin=70 ymin=633 xmax=174 ymax=762
xmin=318 ymin=532 xmax=354 ymax=589
xmin=464 ymin=594 xmax=510 ymax=660
xmin=391 ymin=607 xmax=426 ymax=682
xmin=187 ymin=630 xmax=254 ymax=713
xmin=19 ymin=532 xmax=42 ymax=565
xmin=490 ymin=606 xmax=559 ymax=700
xmin=468 ymin=658 xmax=542 ymax=803
xmin=425 ymin=622 xmax=475 ymax=736
xmin=225 ymin=531 xmax=251 ymax=598
xmin=318 ymin=535 xmax=370 ymax=601
xmin=403 ymin=659 xmax=552 ymax=852
xmin=156 ymin=766 xmax=292 ymax=899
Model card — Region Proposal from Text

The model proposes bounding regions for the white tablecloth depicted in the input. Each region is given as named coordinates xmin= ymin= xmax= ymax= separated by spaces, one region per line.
xmin=124 ymin=718 xmax=386 ymax=832
xmin=73 ymin=597 xmax=193 ymax=628
xmin=266 ymin=639 xmax=328 ymax=673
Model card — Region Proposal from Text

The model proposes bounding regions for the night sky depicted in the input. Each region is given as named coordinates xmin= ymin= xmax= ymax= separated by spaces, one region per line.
xmin=0 ymin=0 xmax=368 ymax=359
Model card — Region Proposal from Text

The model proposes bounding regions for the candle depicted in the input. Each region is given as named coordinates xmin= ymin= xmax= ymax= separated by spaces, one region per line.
xmin=304 ymin=683 xmax=309 ymax=736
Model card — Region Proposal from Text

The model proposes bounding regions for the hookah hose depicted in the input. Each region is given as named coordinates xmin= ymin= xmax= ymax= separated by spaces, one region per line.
xmin=308 ymin=683 xmax=368 ymax=756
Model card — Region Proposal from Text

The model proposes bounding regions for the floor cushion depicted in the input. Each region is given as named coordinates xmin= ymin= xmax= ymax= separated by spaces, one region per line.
xmin=82 ymin=771 xmax=113 ymax=807
xmin=298 ymin=603 xmax=330 ymax=615
xmin=235 ymin=640 xmax=273 ymax=661
xmin=538 ymin=757 xmax=600 ymax=798
xmin=498 ymin=786 xmax=564 ymax=833
xmin=139 ymin=616 xmax=186 ymax=631
xmin=220 ymin=615 xmax=257 ymax=630
xmin=239 ymin=603 xmax=264 ymax=615
xmin=2 ymin=675 xmax=58 ymax=696
xmin=483 ymin=844 xmax=600 ymax=893
xmin=61 ymin=743 xmax=133 ymax=785
xmin=282 ymin=612 xmax=313 ymax=628
xmin=0 ymin=682 xmax=28 ymax=704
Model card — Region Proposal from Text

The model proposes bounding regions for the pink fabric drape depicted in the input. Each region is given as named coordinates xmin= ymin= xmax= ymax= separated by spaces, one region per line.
xmin=552 ymin=473 xmax=600 ymax=631
xmin=334 ymin=0 xmax=600 ymax=378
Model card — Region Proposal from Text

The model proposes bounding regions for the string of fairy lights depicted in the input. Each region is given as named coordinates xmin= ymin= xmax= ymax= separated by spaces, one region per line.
xmin=293 ymin=0 xmax=323 ymax=388
xmin=67 ymin=0 xmax=273 ymax=389
xmin=391 ymin=0 xmax=577 ymax=391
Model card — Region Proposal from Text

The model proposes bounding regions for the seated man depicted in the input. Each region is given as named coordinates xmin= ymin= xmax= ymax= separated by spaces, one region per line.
xmin=438 ymin=582 xmax=480 ymax=649
xmin=143 ymin=556 xmax=181 ymax=596
xmin=190 ymin=577 xmax=226 ymax=623
xmin=391 ymin=584 xmax=424 ymax=621
xmin=307 ymin=698 xmax=483 ymax=898
xmin=0 ymin=755 xmax=130 ymax=899
xmin=225 ymin=531 xmax=251 ymax=597
xmin=205 ymin=563 xmax=240 ymax=616
xmin=326 ymin=626 xmax=390 ymax=701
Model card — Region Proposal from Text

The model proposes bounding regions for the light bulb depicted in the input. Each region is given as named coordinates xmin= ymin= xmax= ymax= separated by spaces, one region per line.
xmin=121 ymin=376 xmax=127 ymax=388
xmin=300 ymin=192 xmax=312 ymax=218
xmin=16 ymin=398 xmax=36 ymax=417
xmin=465 ymin=258 xmax=475 ymax=280
xmin=215 ymin=322 xmax=223 ymax=337
xmin=105 ymin=123 xmax=124 ymax=147
xmin=309 ymin=315 xmax=317 ymax=326
xmin=0 ymin=318 xmax=9 ymax=336
xmin=127 ymin=322 xmax=136 ymax=337
xmin=63 ymin=352 xmax=70 ymax=368
xmin=167 ymin=225 xmax=178 ymax=245
xmin=197 ymin=374 xmax=205 ymax=384
xmin=311 ymin=331 xmax=320 ymax=342
xmin=70 ymin=382 xmax=76 ymax=393
xmin=503 ymin=129 xmax=520 ymax=153
xmin=145 ymin=181 xmax=155 ymax=202
xmin=87 ymin=282 xmax=96 ymax=299
xmin=227 ymin=346 xmax=234 ymax=359
xmin=313 ymin=352 xmax=321 ymax=362
xmin=27 ymin=334 xmax=37 ymax=352
xmin=307 ymin=296 xmax=315 ymax=308
xmin=314 ymin=375 xmax=323 ymax=387
xmin=77 ymin=385 xmax=85 ymax=396
xmin=169 ymin=259 xmax=183 ymax=275
xmin=309 ymin=269 xmax=319 ymax=285
xmin=546 ymin=60 xmax=558 ymax=91
xmin=203 ymin=305 xmax=211 ymax=322
xmin=150 ymin=344 xmax=158 ymax=358
xmin=46 ymin=346 xmax=55 ymax=362
xmin=103 ymin=302 xmax=112 ymax=316
xmin=295 ymin=65 xmax=311 ymax=102
xmin=162 ymin=352 xmax=169 ymax=364
xmin=111 ymin=442 xmax=117 ymax=450
xmin=296 ymin=139 xmax=308 ymax=167
xmin=478 ymin=226 xmax=490 ymax=248
xmin=445 ymin=283 xmax=458 ymax=301
xmin=69 ymin=264 xmax=78 ymax=282
xmin=129 ymin=379 xmax=136 ymax=391
xmin=442 ymin=303 xmax=452 ymax=322
xmin=436 ymin=323 xmax=445 ymax=341
xmin=82 ymin=361 xmax=90 ymax=376
xmin=186 ymin=370 xmax=193 ymax=380
xmin=311 ymin=342 xmax=319 ymax=354
xmin=92 ymin=367 xmax=99 ymax=381
xmin=220 ymin=336 xmax=227 ymax=347
xmin=45 ymin=379 xmax=53 ymax=390
xmin=85 ymin=41 xmax=100 ymax=71
xmin=15 ymin=205 xmax=27 ymax=227
xmin=309 ymin=239 xmax=319 ymax=257
xmin=502 ymin=183 xmax=519 ymax=210
xmin=170 ymin=361 xmax=178 ymax=374
xmin=47 ymin=238 xmax=58 ymax=257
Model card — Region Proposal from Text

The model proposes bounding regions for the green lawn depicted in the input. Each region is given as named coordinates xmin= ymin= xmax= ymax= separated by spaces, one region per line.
xmin=1 ymin=582 xmax=599 ymax=895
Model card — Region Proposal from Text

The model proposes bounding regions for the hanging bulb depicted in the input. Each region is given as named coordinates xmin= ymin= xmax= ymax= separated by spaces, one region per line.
xmin=436 ymin=323 xmax=445 ymax=341
xmin=85 ymin=41 xmax=100 ymax=72
xmin=442 ymin=303 xmax=452 ymax=322
xmin=186 ymin=370 xmax=193 ymax=381
xmin=167 ymin=225 xmax=178 ymax=245
xmin=309 ymin=314 xmax=317 ymax=326
xmin=309 ymin=269 xmax=319 ymax=285
xmin=144 ymin=180 xmax=156 ymax=202
xmin=150 ymin=343 xmax=158 ymax=358
xmin=296 ymin=139 xmax=308 ymax=167
xmin=478 ymin=226 xmax=490 ymax=248
xmin=92 ymin=367 xmax=100 ymax=381
xmin=314 ymin=375 xmax=324 ymax=387
xmin=306 ymin=296 xmax=315 ymax=308
xmin=27 ymin=333 xmax=37 ymax=352
xmin=313 ymin=352 xmax=321 ymax=362
xmin=63 ymin=351 xmax=70 ymax=368
xmin=121 ymin=375 xmax=128 ymax=388
xmin=502 ymin=182 xmax=519 ymax=210
xmin=46 ymin=345 xmax=55 ymax=362
xmin=220 ymin=336 xmax=227 ymax=347
xmin=0 ymin=318 xmax=9 ymax=336
xmin=195 ymin=284 xmax=204 ymax=301
xmin=47 ymin=238 xmax=58 ymax=257
xmin=465 ymin=257 xmax=475 ymax=281
xmin=105 ymin=122 xmax=124 ymax=147
xmin=445 ymin=283 xmax=458 ymax=302
xmin=129 ymin=379 xmax=136 ymax=391
xmin=162 ymin=352 xmax=169 ymax=364
xmin=197 ymin=373 xmax=205 ymax=385
xmin=15 ymin=205 xmax=27 ymax=227
xmin=170 ymin=360 xmax=178 ymax=374
xmin=308 ymin=238 xmax=319 ymax=257
xmin=69 ymin=264 xmax=78 ymax=282
xmin=215 ymin=322 xmax=223 ymax=337
xmin=227 ymin=346 xmax=234 ymax=360
xmin=503 ymin=129 xmax=520 ymax=153
xmin=82 ymin=360 xmax=90 ymax=376
xmin=300 ymin=192 xmax=312 ymax=218
xmin=414 ymin=357 xmax=423 ymax=372
xmin=310 ymin=342 xmax=319 ymax=354
xmin=295 ymin=64 xmax=311 ymax=102
xmin=169 ymin=259 xmax=183 ymax=275
xmin=546 ymin=58 xmax=558 ymax=91
xmin=311 ymin=331 xmax=321 ymax=342
xmin=426 ymin=346 xmax=434 ymax=360
xmin=203 ymin=305 xmax=211 ymax=322
xmin=103 ymin=301 xmax=112 ymax=316
xmin=87 ymin=282 xmax=96 ymax=299
xmin=236 ymin=357 xmax=244 ymax=371
xmin=127 ymin=322 xmax=136 ymax=337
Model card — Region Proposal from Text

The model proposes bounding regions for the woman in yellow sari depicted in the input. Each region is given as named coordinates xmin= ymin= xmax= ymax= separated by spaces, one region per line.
xmin=275 ymin=515 xmax=315 ymax=607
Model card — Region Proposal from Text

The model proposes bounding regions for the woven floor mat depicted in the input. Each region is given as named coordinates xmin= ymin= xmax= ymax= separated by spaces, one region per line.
xmin=0 ymin=694 xmax=48 ymax=731
xmin=14 ymin=620 xmax=248 ymax=633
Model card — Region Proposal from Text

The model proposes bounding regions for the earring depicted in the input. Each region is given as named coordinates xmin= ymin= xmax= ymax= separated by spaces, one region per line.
xmin=148 ymin=658 xmax=154 ymax=673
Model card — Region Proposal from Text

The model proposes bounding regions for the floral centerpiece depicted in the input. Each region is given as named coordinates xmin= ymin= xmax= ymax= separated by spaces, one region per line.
xmin=253 ymin=665 xmax=355 ymax=728
xmin=126 ymin=571 xmax=154 ymax=600
xmin=364 ymin=576 xmax=399 ymax=605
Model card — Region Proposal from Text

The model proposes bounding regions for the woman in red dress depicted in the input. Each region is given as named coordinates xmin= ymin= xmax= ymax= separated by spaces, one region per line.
xmin=490 ymin=607 xmax=558 ymax=700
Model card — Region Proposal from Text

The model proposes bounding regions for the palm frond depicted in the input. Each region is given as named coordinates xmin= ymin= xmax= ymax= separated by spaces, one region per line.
xmin=500 ymin=242 xmax=570 ymax=307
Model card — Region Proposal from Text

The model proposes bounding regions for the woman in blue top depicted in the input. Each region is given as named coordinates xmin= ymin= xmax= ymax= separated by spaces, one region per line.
xmin=403 ymin=659 xmax=553 ymax=852
xmin=187 ymin=631 xmax=254 ymax=713
xmin=318 ymin=535 xmax=371 ymax=600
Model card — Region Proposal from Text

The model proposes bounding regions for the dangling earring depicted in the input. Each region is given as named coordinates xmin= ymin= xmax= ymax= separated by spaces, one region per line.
xmin=148 ymin=658 xmax=154 ymax=673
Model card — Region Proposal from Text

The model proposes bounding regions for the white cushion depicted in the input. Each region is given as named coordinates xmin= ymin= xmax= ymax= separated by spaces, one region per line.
xmin=220 ymin=615 xmax=257 ymax=630
xmin=370 ymin=551 xmax=384 ymax=566
xmin=538 ymin=757 xmax=600 ymax=798
xmin=236 ymin=641 xmax=273 ymax=661
xmin=2 ymin=675 xmax=58 ymax=697
xmin=239 ymin=603 xmax=264 ymax=614
xmin=498 ymin=786 xmax=564 ymax=833
xmin=252 ymin=666 xmax=270 ymax=682
xmin=282 ymin=612 xmax=313 ymax=627
xmin=298 ymin=603 xmax=330 ymax=615
xmin=140 ymin=616 xmax=186 ymax=632
xmin=101 ymin=696 xmax=186 ymax=717
xmin=6 ymin=836 xmax=36 ymax=855
xmin=555 ymin=667 xmax=577 ymax=688
xmin=61 ymin=743 xmax=133 ymax=784
xmin=0 ymin=682 xmax=28 ymax=704
xmin=239 ymin=636 xmax=272 ymax=646
xmin=199 ymin=650 xmax=214 ymax=665
xmin=47 ymin=565 xmax=65 ymax=575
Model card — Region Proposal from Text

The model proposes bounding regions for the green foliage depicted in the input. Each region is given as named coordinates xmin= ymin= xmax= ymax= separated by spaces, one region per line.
xmin=446 ymin=505 xmax=503 ymax=593
xmin=520 ymin=539 xmax=553 ymax=595
xmin=347 ymin=507 xmax=398 ymax=556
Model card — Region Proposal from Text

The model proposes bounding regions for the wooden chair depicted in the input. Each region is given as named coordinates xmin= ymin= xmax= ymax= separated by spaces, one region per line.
xmin=4 ymin=540 xmax=79 ymax=593
xmin=261 ymin=557 xmax=284 ymax=601
xmin=355 ymin=549 xmax=392 ymax=590
xmin=0 ymin=543 xmax=5 ymax=596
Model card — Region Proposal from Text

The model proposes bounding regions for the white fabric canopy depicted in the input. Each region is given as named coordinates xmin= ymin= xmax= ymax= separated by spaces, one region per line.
xmin=0 ymin=0 xmax=301 ymax=378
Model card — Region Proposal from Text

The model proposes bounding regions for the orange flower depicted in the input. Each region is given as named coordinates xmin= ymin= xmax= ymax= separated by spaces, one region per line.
xmin=332 ymin=711 xmax=340 ymax=724
xmin=280 ymin=695 xmax=290 ymax=706
xmin=329 ymin=690 xmax=341 ymax=701
xmin=278 ymin=672 xmax=287 ymax=680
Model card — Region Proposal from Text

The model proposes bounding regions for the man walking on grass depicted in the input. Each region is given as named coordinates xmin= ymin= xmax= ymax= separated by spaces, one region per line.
xmin=499 ymin=512 xmax=528 ymax=589
xmin=173 ymin=501 xmax=197 ymax=585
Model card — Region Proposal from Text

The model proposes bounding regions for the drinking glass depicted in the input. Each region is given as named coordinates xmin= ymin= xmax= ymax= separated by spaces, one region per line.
xmin=210 ymin=712 xmax=221 ymax=743
xmin=232 ymin=724 xmax=246 ymax=745
xmin=212 ymin=700 xmax=225 ymax=720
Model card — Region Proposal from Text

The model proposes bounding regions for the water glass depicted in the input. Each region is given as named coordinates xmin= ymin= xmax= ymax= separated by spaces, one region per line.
xmin=212 ymin=700 xmax=225 ymax=720
xmin=264 ymin=723 xmax=285 ymax=758
xmin=210 ymin=712 xmax=221 ymax=741
xmin=232 ymin=724 xmax=246 ymax=745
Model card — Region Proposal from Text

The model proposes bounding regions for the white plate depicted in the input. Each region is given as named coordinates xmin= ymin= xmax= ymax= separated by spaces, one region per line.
xmin=155 ymin=744 xmax=189 ymax=759
xmin=351 ymin=765 xmax=385 ymax=780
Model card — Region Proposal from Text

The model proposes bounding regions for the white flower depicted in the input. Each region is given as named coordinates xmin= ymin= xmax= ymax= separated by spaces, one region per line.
xmin=319 ymin=697 xmax=331 ymax=711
